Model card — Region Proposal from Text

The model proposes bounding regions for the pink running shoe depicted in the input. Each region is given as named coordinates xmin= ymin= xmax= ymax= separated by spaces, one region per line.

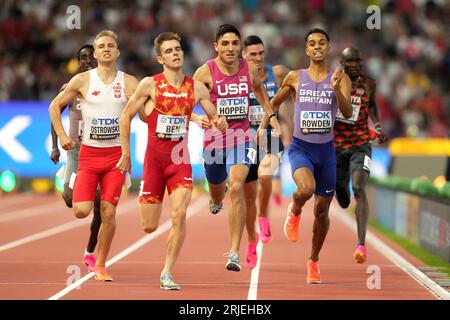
xmin=83 ymin=254 xmax=96 ymax=272
xmin=273 ymin=194 xmax=282 ymax=206
xmin=246 ymin=233 xmax=259 ymax=269
xmin=258 ymin=217 xmax=272 ymax=243
xmin=353 ymin=245 xmax=367 ymax=264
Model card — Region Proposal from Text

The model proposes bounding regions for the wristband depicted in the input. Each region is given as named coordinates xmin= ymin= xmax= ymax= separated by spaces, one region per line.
xmin=269 ymin=113 xmax=276 ymax=119
xmin=51 ymin=147 xmax=59 ymax=152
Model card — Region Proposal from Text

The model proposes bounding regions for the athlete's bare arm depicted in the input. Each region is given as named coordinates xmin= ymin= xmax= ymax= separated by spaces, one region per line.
xmin=49 ymin=72 xmax=88 ymax=150
xmin=50 ymin=84 xmax=69 ymax=164
xmin=191 ymin=112 xmax=212 ymax=129
xmin=194 ymin=81 xmax=227 ymax=133
xmin=366 ymin=78 xmax=386 ymax=143
xmin=117 ymin=76 xmax=155 ymax=174
xmin=331 ymin=67 xmax=352 ymax=119
xmin=273 ymin=65 xmax=294 ymax=145
xmin=248 ymin=62 xmax=280 ymax=133
xmin=193 ymin=64 xmax=213 ymax=91
xmin=124 ymin=74 xmax=146 ymax=123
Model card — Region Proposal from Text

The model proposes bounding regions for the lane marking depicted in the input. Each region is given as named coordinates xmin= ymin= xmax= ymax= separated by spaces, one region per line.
xmin=0 ymin=197 xmax=138 ymax=252
xmin=48 ymin=196 xmax=208 ymax=300
xmin=0 ymin=200 xmax=62 ymax=223
xmin=331 ymin=203 xmax=450 ymax=300
xmin=247 ymin=238 xmax=264 ymax=300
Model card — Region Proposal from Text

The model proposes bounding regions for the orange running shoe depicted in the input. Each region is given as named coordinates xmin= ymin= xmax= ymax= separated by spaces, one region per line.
xmin=307 ymin=259 xmax=321 ymax=284
xmin=94 ymin=266 xmax=113 ymax=282
xmin=283 ymin=203 xmax=301 ymax=242
xmin=353 ymin=245 xmax=367 ymax=264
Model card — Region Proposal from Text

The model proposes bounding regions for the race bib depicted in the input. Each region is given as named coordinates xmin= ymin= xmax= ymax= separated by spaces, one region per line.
xmin=336 ymin=104 xmax=361 ymax=124
xmin=300 ymin=110 xmax=332 ymax=135
xmin=78 ymin=120 xmax=84 ymax=138
xmin=249 ymin=105 xmax=264 ymax=125
xmin=156 ymin=114 xmax=187 ymax=139
xmin=89 ymin=117 xmax=120 ymax=140
xmin=217 ymin=96 xmax=248 ymax=121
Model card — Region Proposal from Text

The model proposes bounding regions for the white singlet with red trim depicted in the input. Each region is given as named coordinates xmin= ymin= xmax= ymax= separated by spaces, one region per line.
xmin=80 ymin=68 xmax=127 ymax=147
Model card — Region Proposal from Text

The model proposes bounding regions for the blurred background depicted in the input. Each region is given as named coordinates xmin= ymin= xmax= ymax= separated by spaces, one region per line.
xmin=0 ymin=0 xmax=449 ymax=194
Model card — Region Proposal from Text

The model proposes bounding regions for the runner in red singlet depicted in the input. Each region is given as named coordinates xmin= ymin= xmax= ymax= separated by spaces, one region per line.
xmin=117 ymin=32 xmax=227 ymax=290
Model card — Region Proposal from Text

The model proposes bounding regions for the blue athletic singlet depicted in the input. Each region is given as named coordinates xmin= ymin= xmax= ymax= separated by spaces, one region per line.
xmin=288 ymin=68 xmax=338 ymax=196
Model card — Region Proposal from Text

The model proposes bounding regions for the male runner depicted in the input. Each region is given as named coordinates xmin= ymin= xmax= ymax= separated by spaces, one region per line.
xmin=116 ymin=32 xmax=227 ymax=290
xmin=193 ymin=24 xmax=281 ymax=271
xmin=242 ymin=35 xmax=290 ymax=269
xmin=50 ymin=44 xmax=100 ymax=272
xmin=334 ymin=47 xmax=387 ymax=264
xmin=269 ymin=28 xmax=352 ymax=283
xmin=49 ymin=30 xmax=139 ymax=281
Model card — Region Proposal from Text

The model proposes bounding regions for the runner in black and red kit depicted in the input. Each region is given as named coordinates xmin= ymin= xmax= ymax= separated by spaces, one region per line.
xmin=333 ymin=47 xmax=387 ymax=264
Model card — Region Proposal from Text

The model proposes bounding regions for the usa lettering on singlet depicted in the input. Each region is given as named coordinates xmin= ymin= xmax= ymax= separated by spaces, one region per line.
xmin=293 ymin=69 xmax=337 ymax=144
xmin=248 ymin=66 xmax=278 ymax=127
xmin=81 ymin=68 xmax=127 ymax=147
xmin=205 ymin=59 xmax=253 ymax=150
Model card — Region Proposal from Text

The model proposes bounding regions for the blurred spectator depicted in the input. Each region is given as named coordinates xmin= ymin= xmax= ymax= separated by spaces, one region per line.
xmin=0 ymin=0 xmax=448 ymax=138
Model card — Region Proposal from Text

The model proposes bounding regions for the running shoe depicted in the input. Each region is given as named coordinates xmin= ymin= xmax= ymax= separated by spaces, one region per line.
xmin=353 ymin=245 xmax=367 ymax=264
xmin=83 ymin=254 xmax=96 ymax=272
xmin=160 ymin=274 xmax=181 ymax=290
xmin=246 ymin=233 xmax=259 ymax=269
xmin=306 ymin=259 xmax=321 ymax=284
xmin=273 ymin=194 xmax=282 ymax=206
xmin=94 ymin=267 xmax=113 ymax=282
xmin=258 ymin=217 xmax=272 ymax=243
xmin=225 ymin=252 xmax=241 ymax=272
xmin=209 ymin=199 xmax=223 ymax=215
xmin=283 ymin=203 xmax=301 ymax=242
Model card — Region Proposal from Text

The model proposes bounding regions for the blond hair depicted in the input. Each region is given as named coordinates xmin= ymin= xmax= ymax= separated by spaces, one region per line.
xmin=93 ymin=30 xmax=119 ymax=48
xmin=154 ymin=32 xmax=181 ymax=56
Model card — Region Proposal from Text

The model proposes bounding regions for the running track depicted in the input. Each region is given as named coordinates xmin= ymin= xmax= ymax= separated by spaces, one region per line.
xmin=0 ymin=191 xmax=448 ymax=300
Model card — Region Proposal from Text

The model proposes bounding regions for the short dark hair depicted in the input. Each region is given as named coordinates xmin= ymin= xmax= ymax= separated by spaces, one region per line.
xmin=243 ymin=35 xmax=264 ymax=48
xmin=77 ymin=44 xmax=94 ymax=61
xmin=304 ymin=28 xmax=330 ymax=44
xmin=154 ymin=32 xmax=181 ymax=56
xmin=214 ymin=24 xmax=241 ymax=42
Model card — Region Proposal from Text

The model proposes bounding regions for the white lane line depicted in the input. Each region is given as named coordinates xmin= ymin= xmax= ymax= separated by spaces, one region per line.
xmin=0 ymin=200 xmax=63 ymax=223
xmin=331 ymin=203 xmax=450 ymax=300
xmin=247 ymin=239 xmax=264 ymax=300
xmin=48 ymin=196 xmax=209 ymax=300
xmin=0 ymin=197 xmax=138 ymax=252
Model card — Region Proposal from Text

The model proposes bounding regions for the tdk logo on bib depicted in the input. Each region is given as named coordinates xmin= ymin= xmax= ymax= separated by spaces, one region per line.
xmin=156 ymin=114 xmax=187 ymax=139
xmin=217 ymin=96 xmax=248 ymax=121
xmin=300 ymin=111 xmax=332 ymax=134
xmin=91 ymin=118 xmax=119 ymax=125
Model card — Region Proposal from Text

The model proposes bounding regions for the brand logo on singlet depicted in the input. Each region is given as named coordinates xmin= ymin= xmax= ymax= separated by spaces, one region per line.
xmin=162 ymin=91 xmax=188 ymax=99
xmin=92 ymin=91 xmax=100 ymax=96
xmin=217 ymin=83 xmax=249 ymax=96
xmin=300 ymin=111 xmax=332 ymax=134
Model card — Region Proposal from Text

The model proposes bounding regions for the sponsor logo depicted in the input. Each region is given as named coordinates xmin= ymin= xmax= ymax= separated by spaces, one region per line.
xmin=92 ymin=91 xmax=100 ymax=96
